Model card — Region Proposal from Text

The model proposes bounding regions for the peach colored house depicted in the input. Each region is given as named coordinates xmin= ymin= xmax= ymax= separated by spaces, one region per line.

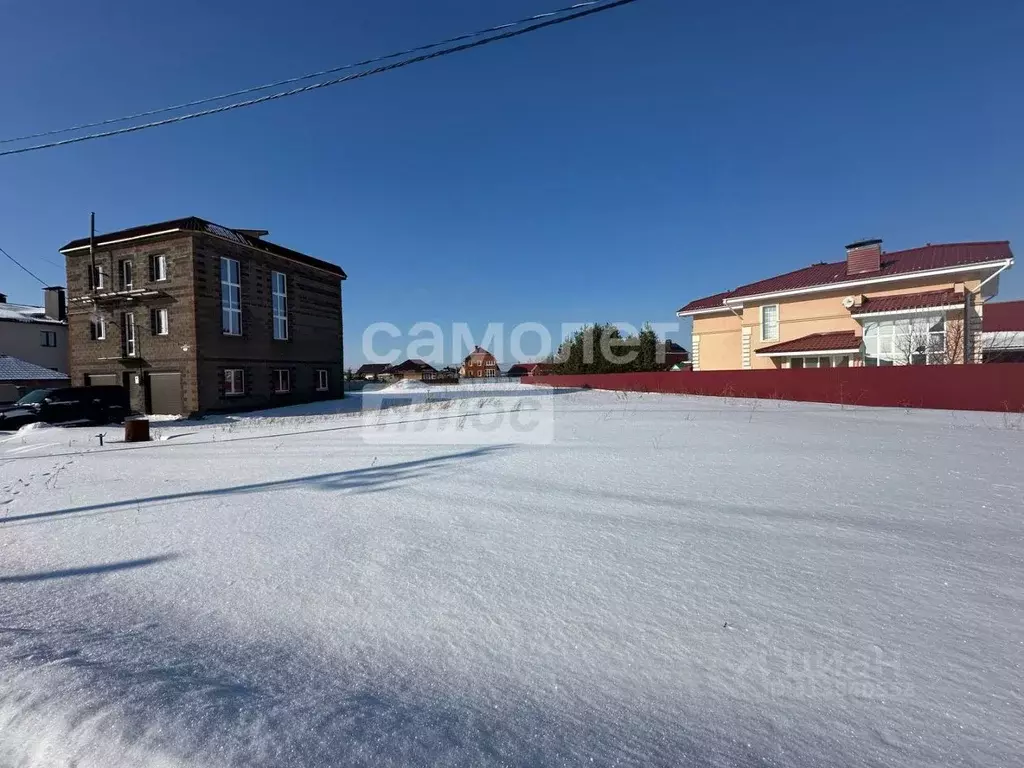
xmin=677 ymin=239 xmax=1014 ymax=371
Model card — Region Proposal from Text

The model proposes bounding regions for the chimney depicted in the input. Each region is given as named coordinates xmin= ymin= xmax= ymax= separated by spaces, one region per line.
xmin=43 ymin=286 xmax=67 ymax=321
xmin=846 ymin=239 xmax=882 ymax=275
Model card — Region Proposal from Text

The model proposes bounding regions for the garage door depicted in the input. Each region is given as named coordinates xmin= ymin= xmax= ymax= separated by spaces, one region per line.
xmin=86 ymin=374 xmax=118 ymax=386
xmin=147 ymin=372 xmax=183 ymax=415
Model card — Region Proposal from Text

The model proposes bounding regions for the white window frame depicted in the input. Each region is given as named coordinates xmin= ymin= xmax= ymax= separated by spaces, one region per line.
xmin=272 ymin=271 xmax=288 ymax=341
xmin=151 ymin=253 xmax=168 ymax=282
xmin=121 ymin=259 xmax=134 ymax=291
xmin=122 ymin=312 xmax=137 ymax=357
xmin=221 ymin=257 xmax=242 ymax=336
xmin=760 ymin=304 xmax=780 ymax=342
xmin=224 ymin=368 xmax=245 ymax=396
xmin=90 ymin=316 xmax=106 ymax=341
xmin=316 ymin=368 xmax=329 ymax=391
xmin=273 ymin=369 xmax=291 ymax=394
xmin=90 ymin=264 xmax=105 ymax=290
xmin=152 ymin=308 xmax=169 ymax=336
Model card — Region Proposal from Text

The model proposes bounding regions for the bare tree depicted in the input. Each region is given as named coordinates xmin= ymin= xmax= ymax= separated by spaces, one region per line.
xmin=891 ymin=315 xmax=961 ymax=366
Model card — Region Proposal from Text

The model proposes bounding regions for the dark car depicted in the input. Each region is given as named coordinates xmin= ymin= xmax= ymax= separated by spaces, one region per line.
xmin=0 ymin=386 xmax=130 ymax=430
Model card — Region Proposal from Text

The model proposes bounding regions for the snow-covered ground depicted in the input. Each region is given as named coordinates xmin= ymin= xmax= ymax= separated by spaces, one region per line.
xmin=1 ymin=383 xmax=1022 ymax=767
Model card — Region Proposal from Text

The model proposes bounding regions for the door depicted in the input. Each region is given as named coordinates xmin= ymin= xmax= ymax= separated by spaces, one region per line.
xmin=146 ymin=372 xmax=183 ymax=416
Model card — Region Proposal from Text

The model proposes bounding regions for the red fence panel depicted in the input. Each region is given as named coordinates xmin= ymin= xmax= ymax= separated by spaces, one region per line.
xmin=523 ymin=365 xmax=1024 ymax=412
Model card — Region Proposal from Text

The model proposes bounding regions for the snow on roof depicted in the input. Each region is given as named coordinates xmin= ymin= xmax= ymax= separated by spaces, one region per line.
xmin=0 ymin=355 xmax=69 ymax=381
xmin=0 ymin=303 xmax=62 ymax=325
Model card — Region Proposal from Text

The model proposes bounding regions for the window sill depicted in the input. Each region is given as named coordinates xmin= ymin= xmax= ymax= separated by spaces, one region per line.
xmin=222 ymin=332 xmax=243 ymax=337
xmin=224 ymin=392 xmax=246 ymax=398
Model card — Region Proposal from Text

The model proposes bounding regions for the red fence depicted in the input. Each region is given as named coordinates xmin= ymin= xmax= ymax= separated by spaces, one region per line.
xmin=524 ymin=364 xmax=1024 ymax=412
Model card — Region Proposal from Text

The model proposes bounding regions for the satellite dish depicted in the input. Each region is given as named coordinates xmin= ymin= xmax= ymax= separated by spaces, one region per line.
xmin=842 ymin=295 xmax=857 ymax=309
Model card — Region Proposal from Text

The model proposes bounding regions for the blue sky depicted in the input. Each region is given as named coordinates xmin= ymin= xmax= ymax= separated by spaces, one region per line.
xmin=2 ymin=0 xmax=1022 ymax=366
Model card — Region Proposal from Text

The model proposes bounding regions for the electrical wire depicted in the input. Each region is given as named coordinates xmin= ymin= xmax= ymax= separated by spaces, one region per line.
xmin=0 ymin=0 xmax=639 ymax=155
xmin=0 ymin=245 xmax=49 ymax=286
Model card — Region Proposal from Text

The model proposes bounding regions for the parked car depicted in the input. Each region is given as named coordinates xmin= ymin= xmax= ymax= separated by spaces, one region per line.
xmin=0 ymin=386 xmax=130 ymax=430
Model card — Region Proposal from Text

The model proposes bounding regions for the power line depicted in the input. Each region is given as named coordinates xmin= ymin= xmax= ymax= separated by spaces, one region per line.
xmin=0 ymin=245 xmax=49 ymax=286
xmin=0 ymin=0 xmax=640 ymax=158
xmin=0 ymin=1 xmax=614 ymax=147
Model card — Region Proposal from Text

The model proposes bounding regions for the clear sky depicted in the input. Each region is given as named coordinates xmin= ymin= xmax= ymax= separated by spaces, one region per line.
xmin=2 ymin=0 xmax=1022 ymax=366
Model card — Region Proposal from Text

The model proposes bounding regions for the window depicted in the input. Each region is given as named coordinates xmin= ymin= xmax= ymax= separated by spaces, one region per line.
xmin=221 ymin=257 xmax=242 ymax=335
xmin=788 ymin=355 xmax=845 ymax=369
xmin=120 ymin=259 xmax=134 ymax=291
xmin=150 ymin=254 xmax=167 ymax=282
xmin=316 ymin=369 xmax=329 ymax=391
xmin=224 ymin=369 xmax=245 ymax=396
xmin=863 ymin=315 xmax=945 ymax=366
xmin=87 ymin=264 xmax=105 ymax=290
xmin=121 ymin=312 xmax=136 ymax=357
xmin=272 ymin=271 xmax=288 ymax=340
xmin=40 ymin=330 xmax=57 ymax=347
xmin=151 ymin=308 xmax=169 ymax=336
xmin=760 ymin=304 xmax=779 ymax=341
xmin=273 ymin=369 xmax=291 ymax=393
xmin=89 ymin=317 xmax=106 ymax=340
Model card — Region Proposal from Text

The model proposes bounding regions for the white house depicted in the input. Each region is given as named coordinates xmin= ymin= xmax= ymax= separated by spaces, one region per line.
xmin=0 ymin=288 xmax=69 ymax=374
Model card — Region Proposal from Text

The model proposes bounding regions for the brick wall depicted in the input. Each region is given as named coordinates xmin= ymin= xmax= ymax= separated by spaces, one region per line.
xmin=66 ymin=235 xmax=200 ymax=413
xmin=65 ymin=229 xmax=344 ymax=415
xmin=191 ymin=233 xmax=344 ymax=411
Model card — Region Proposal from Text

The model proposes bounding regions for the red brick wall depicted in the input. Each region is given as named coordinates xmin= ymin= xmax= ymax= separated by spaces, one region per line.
xmin=524 ymin=365 xmax=1024 ymax=413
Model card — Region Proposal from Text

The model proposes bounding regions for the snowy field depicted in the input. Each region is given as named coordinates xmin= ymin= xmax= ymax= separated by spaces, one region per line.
xmin=1 ymin=382 xmax=1022 ymax=767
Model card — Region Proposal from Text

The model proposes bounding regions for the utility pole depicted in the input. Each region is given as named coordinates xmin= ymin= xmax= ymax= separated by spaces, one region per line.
xmin=89 ymin=211 xmax=96 ymax=293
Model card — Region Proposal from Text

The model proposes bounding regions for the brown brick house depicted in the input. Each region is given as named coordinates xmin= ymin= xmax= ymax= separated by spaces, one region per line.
xmin=59 ymin=217 xmax=346 ymax=415
xmin=460 ymin=346 xmax=499 ymax=378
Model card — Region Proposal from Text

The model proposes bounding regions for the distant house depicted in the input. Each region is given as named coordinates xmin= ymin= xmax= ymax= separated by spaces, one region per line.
xmin=355 ymin=363 xmax=390 ymax=380
xmin=461 ymin=346 xmax=499 ymax=378
xmin=386 ymin=359 xmax=437 ymax=381
xmin=0 ymin=288 xmax=69 ymax=375
xmin=0 ymin=354 xmax=69 ymax=404
xmin=659 ymin=340 xmax=690 ymax=370
xmin=507 ymin=362 xmax=554 ymax=377
xmin=982 ymin=300 xmax=1024 ymax=363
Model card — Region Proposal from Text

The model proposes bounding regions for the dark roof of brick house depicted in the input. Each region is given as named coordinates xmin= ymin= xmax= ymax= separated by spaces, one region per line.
xmin=355 ymin=363 xmax=390 ymax=375
xmin=387 ymin=359 xmax=437 ymax=373
xmin=678 ymin=242 xmax=1012 ymax=313
xmin=983 ymin=300 xmax=1024 ymax=332
xmin=59 ymin=216 xmax=346 ymax=279
xmin=756 ymin=331 xmax=862 ymax=355
xmin=851 ymin=289 xmax=964 ymax=315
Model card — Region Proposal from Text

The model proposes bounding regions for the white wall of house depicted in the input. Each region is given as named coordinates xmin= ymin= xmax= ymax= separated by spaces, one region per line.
xmin=0 ymin=297 xmax=69 ymax=373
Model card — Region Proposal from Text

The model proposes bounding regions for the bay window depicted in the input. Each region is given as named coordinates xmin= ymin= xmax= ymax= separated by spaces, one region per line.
xmin=863 ymin=315 xmax=945 ymax=366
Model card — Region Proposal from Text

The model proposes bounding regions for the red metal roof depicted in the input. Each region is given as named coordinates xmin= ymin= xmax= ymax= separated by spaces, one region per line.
xmin=852 ymin=289 xmax=963 ymax=315
xmin=678 ymin=242 xmax=1012 ymax=313
xmin=983 ymin=300 xmax=1024 ymax=332
xmin=756 ymin=331 xmax=861 ymax=355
